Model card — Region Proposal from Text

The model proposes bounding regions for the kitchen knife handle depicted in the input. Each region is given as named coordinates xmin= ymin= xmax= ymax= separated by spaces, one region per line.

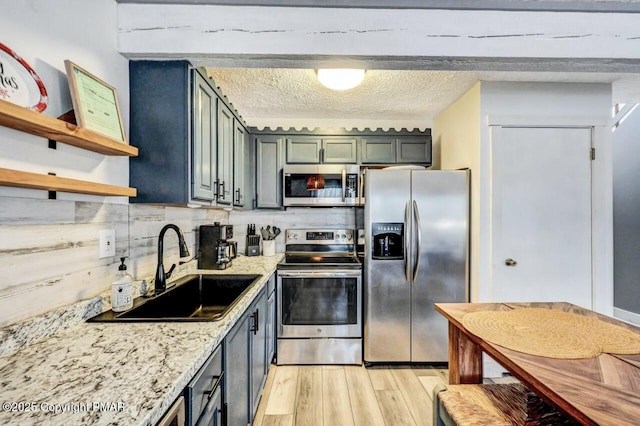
xmin=413 ymin=200 xmax=422 ymax=281
xmin=404 ymin=200 xmax=410 ymax=282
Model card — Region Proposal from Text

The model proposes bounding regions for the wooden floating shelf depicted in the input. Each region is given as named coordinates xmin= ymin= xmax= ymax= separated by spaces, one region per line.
xmin=0 ymin=99 xmax=138 ymax=157
xmin=0 ymin=168 xmax=137 ymax=197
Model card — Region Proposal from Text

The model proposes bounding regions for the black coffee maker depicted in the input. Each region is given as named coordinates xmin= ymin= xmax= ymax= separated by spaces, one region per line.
xmin=198 ymin=223 xmax=236 ymax=269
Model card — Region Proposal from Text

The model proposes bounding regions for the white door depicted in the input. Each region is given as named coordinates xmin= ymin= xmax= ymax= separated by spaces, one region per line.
xmin=490 ymin=126 xmax=593 ymax=309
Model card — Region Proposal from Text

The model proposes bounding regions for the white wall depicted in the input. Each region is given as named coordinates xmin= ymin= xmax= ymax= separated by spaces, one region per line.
xmin=1 ymin=0 xmax=130 ymax=199
xmin=0 ymin=1 xmax=233 ymax=327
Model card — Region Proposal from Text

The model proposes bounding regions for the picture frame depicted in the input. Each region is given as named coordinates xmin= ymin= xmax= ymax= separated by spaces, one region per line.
xmin=64 ymin=60 xmax=127 ymax=143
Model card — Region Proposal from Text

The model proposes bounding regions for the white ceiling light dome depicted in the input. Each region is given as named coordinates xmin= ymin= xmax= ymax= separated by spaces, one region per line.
xmin=317 ymin=68 xmax=366 ymax=91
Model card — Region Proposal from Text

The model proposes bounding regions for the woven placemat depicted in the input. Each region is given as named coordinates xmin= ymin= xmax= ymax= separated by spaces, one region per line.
xmin=462 ymin=308 xmax=640 ymax=359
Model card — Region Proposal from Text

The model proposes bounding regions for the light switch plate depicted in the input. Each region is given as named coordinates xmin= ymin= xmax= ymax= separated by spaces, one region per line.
xmin=99 ymin=229 xmax=116 ymax=258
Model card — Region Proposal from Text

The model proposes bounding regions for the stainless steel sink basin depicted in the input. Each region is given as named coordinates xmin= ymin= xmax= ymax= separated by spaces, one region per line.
xmin=88 ymin=274 xmax=263 ymax=322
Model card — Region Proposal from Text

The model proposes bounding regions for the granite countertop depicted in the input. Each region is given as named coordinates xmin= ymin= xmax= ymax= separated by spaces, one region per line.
xmin=0 ymin=254 xmax=282 ymax=426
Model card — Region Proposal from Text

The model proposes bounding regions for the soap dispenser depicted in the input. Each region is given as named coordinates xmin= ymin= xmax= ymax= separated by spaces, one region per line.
xmin=112 ymin=257 xmax=134 ymax=312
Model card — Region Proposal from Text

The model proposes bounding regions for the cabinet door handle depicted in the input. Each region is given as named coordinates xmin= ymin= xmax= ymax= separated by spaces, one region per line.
xmin=235 ymin=188 xmax=242 ymax=204
xmin=251 ymin=309 xmax=259 ymax=335
xmin=214 ymin=179 xmax=219 ymax=197
xmin=207 ymin=372 xmax=224 ymax=400
xmin=218 ymin=181 xmax=225 ymax=198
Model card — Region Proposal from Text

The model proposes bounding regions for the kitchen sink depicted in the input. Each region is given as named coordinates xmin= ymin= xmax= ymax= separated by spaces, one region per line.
xmin=88 ymin=274 xmax=263 ymax=322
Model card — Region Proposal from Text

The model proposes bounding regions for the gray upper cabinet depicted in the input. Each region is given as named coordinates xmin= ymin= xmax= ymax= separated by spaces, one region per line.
xmin=233 ymin=121 xmax=253 ymax=208
xmin=322 ymin=137 xmax=358 ymax=163
xmin=256 ymin=135 xmax=285 ymax=209
xmin=396 ymin=136 xmax=431 ymax=163
xmin=129 ymin=61 xmax=218 ymax=205
xmin=360 ymin=137 xmax=396 ymax=164
xmin=286 ymin=136 xmax=321 ymax=163
xmin=361 ymin=136 xmax=432 ymax=165
xmin=217 ymin=102 xmax=234 ymax=205
xmin=286 ymin=136 xmax=357 ymax=164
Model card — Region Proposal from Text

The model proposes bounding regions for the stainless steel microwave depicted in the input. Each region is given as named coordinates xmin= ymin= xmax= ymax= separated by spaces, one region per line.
xmin=283 ymin=164 xmax=361 ymax=207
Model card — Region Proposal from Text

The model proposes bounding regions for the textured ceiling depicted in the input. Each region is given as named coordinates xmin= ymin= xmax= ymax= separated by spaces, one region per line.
xmin=206 ymin=68 xmax=640 ymax=130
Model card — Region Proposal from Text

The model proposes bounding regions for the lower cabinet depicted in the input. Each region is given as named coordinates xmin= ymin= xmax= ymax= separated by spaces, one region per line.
xmin=250 ymin=290 xmax=267 ymax=416
xmin=265 ymin=274 xmax=276 ymax=365
xmin=185 ymin=344 xmax=223 ymax=426
xmin=224 ymin=287 xmax=268 ymax=426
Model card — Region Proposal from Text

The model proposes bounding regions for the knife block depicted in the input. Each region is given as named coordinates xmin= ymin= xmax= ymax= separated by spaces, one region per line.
xmin=246 ymin=235 xmax=260 ymax=256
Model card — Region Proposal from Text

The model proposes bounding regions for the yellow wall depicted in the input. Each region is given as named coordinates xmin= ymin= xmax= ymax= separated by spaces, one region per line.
xmin=433 ymin=83 xmax=481 ymax=301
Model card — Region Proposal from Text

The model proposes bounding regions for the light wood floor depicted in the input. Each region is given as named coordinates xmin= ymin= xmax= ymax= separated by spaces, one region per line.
xmin=252 ymin=364 xmax=449 ymax=426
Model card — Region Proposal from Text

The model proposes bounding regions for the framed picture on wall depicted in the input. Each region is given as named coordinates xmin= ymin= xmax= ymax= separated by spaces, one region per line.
xmin=64 ymin=60 xmax=127 ymax=143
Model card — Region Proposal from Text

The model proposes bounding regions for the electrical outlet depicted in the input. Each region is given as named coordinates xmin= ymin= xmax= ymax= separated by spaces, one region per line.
xmin=99 ymin=229 xmax=116 ymax=258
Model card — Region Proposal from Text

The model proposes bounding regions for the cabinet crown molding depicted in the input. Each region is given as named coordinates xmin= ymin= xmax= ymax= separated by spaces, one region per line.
xmin=248 ymin=126 xmax=431 ymax=136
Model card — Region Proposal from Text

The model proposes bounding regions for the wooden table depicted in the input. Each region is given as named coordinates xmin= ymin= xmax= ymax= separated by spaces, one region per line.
xmin=435 ymin=302 xmax=640 ymax=426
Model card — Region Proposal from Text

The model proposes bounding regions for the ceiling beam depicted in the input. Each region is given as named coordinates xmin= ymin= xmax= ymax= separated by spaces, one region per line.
xmin=118 ymin=4 xmax=640 ymax=72
xmin=115 ymin=0 xmax=640 ymax=14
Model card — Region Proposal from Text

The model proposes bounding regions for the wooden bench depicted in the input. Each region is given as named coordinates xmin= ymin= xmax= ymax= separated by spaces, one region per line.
xmin=433 ymin=382 xmax=579 ymax=426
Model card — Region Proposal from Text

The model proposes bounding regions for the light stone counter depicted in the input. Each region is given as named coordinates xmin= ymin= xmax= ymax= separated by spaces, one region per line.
xmin=0 ymin=254 xmax=282 ymax=426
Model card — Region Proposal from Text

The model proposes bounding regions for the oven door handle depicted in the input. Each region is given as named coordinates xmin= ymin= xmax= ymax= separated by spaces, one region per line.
xmin=277 ymin=270 xmax=362 ymax=278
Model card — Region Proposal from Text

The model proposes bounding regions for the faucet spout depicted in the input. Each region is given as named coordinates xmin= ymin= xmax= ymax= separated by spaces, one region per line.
xmin=154 ymin=224 xmax=190 ymax=295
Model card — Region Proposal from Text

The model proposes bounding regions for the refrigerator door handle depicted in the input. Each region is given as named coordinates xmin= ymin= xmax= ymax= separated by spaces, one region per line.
xmin=404 ymin=200 xmax=411 ymax=282
xmin=412 ymin=200 xmax=422 ymax=281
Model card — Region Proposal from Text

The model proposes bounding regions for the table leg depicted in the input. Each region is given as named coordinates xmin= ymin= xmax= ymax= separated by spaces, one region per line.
xmin=448 ymin=322 xmax=483 ymax=384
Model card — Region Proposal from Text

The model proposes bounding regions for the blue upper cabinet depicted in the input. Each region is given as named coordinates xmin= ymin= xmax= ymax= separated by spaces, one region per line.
xmin=129 ymin=61 xmax=251 ymax=206
xmin=130 ymin=61 xmax=218 ymax=205
xmin=192 ymin=70 xmax=217 ymax=201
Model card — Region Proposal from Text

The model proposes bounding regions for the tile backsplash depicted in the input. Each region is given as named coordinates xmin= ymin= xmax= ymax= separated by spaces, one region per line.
xmin=0 ymin=197 xmax=227 ymax=328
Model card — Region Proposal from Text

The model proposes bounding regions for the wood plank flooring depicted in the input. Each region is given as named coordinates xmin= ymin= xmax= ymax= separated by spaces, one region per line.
xmin=253 ymin=365 xmax=449 ymax=426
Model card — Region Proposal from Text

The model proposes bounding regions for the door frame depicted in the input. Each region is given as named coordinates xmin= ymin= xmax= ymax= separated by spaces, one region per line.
xmin=489 ymin=125 xmax=593 ymax=308
xmin=478 ymin=115 xmax=613 ymax=315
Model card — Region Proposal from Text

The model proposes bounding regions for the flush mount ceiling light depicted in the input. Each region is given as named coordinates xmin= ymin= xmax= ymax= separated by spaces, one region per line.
xmin=316 ymin=69 xmax=366 ymax=91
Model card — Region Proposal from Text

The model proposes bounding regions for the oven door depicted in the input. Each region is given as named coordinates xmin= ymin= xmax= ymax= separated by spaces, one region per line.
xmin=283 ymin=165 xmax=360 ymax=207
xmin=277 ymin=269 xmax=362 ymax=338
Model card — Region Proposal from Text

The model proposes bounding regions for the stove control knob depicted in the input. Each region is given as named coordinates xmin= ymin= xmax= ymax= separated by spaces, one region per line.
xmin=341 ymin=234 xmax=347 ymax=240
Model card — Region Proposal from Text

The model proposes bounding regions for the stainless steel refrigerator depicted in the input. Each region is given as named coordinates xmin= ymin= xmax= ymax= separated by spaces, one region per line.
xmin=364 ymin=168 xmax=469 ymax=363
